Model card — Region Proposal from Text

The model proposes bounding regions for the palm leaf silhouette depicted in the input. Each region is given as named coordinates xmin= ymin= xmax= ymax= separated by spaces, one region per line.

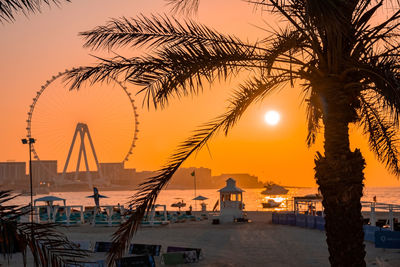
xmin=0 ymin=0 xmax=71 ymax=23
xmin=0 ymin=190 xmax=90 ymax=266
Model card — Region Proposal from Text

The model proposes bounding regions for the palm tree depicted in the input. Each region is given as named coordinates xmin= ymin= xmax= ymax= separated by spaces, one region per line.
xmin=65 ymin=0 xmax=400 ymax=265
xmin=0 ymin=0 xmax=70 ymax=23
xmin=0 ymin=190 xmax=90 ymax=266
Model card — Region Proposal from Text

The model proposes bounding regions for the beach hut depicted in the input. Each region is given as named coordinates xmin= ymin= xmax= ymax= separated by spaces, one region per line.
xmin=218 ymin=178 xmax=245 ymax=223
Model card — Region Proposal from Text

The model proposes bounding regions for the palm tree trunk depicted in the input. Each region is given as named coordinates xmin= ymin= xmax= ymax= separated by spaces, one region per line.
xmin=315 ymin=88 xmax=366 ymax=266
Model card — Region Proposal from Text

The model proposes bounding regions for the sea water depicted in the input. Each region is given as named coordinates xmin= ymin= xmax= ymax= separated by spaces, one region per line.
xmin=7 ymin=187 xmax=400 ymax=211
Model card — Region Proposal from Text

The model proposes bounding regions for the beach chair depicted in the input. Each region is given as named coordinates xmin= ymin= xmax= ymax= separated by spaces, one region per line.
xmin=129 ymin=244 xmax=161 ymax=256
xmin=161 ymin=252 xmax=185 ymax=265
xmin=115 ymin=255 xmax=155 ymax=267
xmin=111 ymin=213 xmax=122 ymax=226
xmin=94 ymin=241 xmax=113 ymax=253
xmin=71 ymin=240 xmax=93 ymax=252
xmin=167 ymin=246 xmax=202 ymax=261
xmin=55 ymin=214 xmax=80 ymax=226
xmin=66 ymin=260 xmax=105 ymax=267
xmin=93 ymin=214 xmax=109 ymax=226
xmin=161 ymin=251 xmax=198 ymax=265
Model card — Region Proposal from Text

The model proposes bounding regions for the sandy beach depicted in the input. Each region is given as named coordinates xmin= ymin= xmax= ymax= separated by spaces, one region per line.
xmin=1 ymin=211 xmax=400 ymax=266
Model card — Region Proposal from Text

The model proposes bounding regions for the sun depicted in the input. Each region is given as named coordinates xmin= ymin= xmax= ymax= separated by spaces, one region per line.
xmin=264 ymin=110 xmax=281 ymax=126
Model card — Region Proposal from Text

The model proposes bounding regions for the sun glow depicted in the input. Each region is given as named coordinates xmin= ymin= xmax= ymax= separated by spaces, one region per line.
xmin=264 ymin=110 xmax=281 ymax=126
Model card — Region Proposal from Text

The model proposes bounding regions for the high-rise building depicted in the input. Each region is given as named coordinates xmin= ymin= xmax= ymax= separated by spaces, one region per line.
xmin=99 ymin=162 xmax=124 ymax=184
xmin=0 ymin=161 xmax=26 ymax=185
xmin=31 ymin=160 xmax=57 ymax=186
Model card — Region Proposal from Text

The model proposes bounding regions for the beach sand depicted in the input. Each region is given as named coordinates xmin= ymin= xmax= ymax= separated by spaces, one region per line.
xmin=2 ymin=211 xmax=400 ymax=266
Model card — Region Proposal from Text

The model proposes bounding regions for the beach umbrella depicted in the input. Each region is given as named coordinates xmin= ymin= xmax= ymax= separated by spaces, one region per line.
xmin=193 ymin=195 xmax=208 ymax=212
xmin=34 ymin=196 xmax=66 ymax=206
xmin=192 ymin=195 xmax=208 ymax=201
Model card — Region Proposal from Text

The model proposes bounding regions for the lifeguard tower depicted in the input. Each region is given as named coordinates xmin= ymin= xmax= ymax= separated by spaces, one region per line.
xmin=218 ymin=178 xmax=245 ymax=223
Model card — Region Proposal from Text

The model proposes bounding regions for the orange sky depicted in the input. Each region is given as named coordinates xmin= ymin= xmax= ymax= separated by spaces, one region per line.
xmin=1 ymin=0 xmax=399 ymax=187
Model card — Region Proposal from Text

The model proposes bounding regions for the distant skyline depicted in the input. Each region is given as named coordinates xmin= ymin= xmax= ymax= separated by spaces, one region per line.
xmin=1 ymin=0 xmax=400 ymax=187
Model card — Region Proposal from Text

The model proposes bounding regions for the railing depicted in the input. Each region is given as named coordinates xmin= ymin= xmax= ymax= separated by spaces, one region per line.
xmin=361 ymin=201 xmax=400 ymax=230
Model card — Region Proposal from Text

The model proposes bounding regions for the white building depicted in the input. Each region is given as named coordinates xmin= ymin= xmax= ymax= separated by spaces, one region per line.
xmin=218 ymin=178 xmax=245 ymax=223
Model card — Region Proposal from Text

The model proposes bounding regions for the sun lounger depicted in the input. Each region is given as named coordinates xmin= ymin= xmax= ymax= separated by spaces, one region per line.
xmin=167 ymin=246 xmax=202 ymax=261
xmin=115 ymin=255 xmax=156 ymax=267
xmin=161 ymin=252 xmax=185 ymax=265
xmin=129 ymin=244 xmax=161 ymax=256
xmin=66 ymin=260 xmax=105 ymax=267
xmin=72 ymin=240 xmax=93 ymax=252
xmin=161 ymin=251 xmax=198 ymax=265
xmin=94 ymin=241 xmax=113 ymax=252
xmin=141 ymin=220 xmax=169 ymax=227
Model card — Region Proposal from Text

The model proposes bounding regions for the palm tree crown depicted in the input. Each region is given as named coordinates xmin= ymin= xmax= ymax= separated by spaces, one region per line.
xmin=65 ymin=0 xmax=400 ymax=265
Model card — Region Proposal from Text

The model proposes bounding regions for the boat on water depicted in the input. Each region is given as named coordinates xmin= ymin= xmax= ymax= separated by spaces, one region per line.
xmin=262 ymin=199 xmax=282 ymax=208
xmin=261 ymin=182 xmax=289 ymax=195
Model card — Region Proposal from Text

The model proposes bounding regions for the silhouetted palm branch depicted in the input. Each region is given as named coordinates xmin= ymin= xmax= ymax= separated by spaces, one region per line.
xmin=0 ymin=0 xmax=70 ymax=22
xmin=305 ymin=86 xmax=323 ymax=147
xmin=0 ymin=190 xmax=90 ymax=266
xmin=66 ymin=16 xmax=306 ymax=110
xmin=359 ymin=93 xmax=400 ymax=174
xmin=80 ymin=15 xmax=267 ymax=52
xmin=358 ymin=54 xmax=400 ymax=121
xmin=166 ymin=0 xmax=199 ymax=15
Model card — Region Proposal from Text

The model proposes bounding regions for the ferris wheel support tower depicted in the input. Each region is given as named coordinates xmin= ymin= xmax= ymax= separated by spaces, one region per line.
xmin=61 ymin=123 xmax=104 ymax=188
xmin=26 ymin=69 xmax=140 ymax=189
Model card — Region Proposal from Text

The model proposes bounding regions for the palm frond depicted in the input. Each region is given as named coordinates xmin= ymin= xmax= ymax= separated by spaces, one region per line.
xmin=17 ymin=222 xmax=90 ymax=266
xmin=65 ymin=42 xmax=269 ymax=108
xmin=357 ymin=53 xmax=400 ymax=124
xmin=352 ymin=4 xmax=400 ymax=59
xmin=359 ymin=94 xmax=400 ymax=175
xmin=0 ymin=191 xmax=26 ymax=261
xmin=67 ymin=20 xmax=308 ymax=109
xmin=305 ymin=85 xmax=323 ymax=147
xmin=80 ymin=15 xmax=267 ymax=52
xmin=0 ymin=0 xmax=70 ymax=23
xmin=106 ymin=75 xmax=289 ymax=264
xmin=165 ymin=0 xmax=199 ymax=15
xmin=0 ymin=190 xmax=90 ymax=266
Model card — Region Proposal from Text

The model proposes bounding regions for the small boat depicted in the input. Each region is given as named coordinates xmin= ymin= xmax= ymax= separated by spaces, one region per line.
xmin=262 ymin=199 xmax=282 ymax=208
xmin=261 ymin=183 xmax=289 ymax=195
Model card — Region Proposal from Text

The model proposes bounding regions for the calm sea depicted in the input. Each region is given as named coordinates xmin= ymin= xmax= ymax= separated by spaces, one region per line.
xmin=7 ymin=187 xmax=400 ymax=211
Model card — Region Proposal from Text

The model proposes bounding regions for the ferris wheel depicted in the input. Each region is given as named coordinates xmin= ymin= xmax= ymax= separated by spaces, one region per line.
xmin=25 ymin=69 xmax=139 ymax=180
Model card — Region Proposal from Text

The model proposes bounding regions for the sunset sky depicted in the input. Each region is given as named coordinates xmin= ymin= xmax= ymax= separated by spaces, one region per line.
xmin=1 ymin=0 xmax=400 ymax=187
